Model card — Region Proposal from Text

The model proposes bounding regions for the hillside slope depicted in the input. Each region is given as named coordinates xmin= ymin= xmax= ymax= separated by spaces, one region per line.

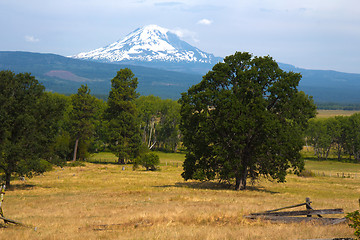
xmin=0 ymin=51 xmax=202 ymax=99
xmin=1 ymin=51 xmax=360 ymax=103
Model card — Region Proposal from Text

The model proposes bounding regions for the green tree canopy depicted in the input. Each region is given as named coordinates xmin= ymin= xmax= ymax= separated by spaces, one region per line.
xmin=306 ymin=117 xmax=345 ymax=161
xmin=304 ymin=114 xmax=360 ymax=162
xmin=179 ymin=52 xmax=316 ymax=190
xmin=343 ymin=114 xmax=360 ymax=161
xmin=135 ymin=95 xmax=181 ymax=152
xmin=136 ymin=95 xmax=162 ymax=149
xmin=105 ymin=68 xmax=142 ymax=164
xmin=0 ymin=71 xmax=66 ymax=186
xmin=157 ymin=99 xmax=181 ymax=152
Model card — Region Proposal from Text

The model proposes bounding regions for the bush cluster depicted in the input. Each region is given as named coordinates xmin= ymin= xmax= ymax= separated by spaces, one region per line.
xmin=133 ymin=153 xmax=160 ymax=171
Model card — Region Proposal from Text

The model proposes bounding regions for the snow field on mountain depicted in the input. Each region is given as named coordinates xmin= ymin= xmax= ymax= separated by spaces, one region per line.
xmin=72 ymin=25 xmax=221 ymax=64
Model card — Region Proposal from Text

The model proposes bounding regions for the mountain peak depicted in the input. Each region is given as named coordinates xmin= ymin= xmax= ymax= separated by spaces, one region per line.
xmin=71 ymin=25 xmax=222 ymax=66
xmin=138 ymin=24 xmax=169 ymax=34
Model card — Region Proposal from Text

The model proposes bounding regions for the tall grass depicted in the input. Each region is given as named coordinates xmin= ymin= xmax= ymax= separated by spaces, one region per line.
xmin=0 ymin=152 xmax=357 ymax=239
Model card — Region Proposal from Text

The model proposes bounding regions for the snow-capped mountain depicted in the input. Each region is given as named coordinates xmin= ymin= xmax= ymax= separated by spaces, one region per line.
xmin=72 ymin=25 xmax=222 ymax=73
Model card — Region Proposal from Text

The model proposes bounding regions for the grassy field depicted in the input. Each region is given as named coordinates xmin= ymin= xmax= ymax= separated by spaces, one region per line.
xmin=0 ymin=152 xmax=358 ymax=239
xmin=316 ymin=109 xmax=360 ymax=118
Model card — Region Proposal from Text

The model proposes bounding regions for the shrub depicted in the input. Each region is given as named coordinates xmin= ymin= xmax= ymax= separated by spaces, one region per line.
xmin=298 ymin=169 xmax=315 ymax=178
xmin=48 ymin=156 xmax=67 ymax=167
xmin=134 ymin=153 xmax=160 ymax=171
xmin=346 ymin=210 xmax=360 ymax=238
xmin=67 ymin=161 xmax=86 ymax=167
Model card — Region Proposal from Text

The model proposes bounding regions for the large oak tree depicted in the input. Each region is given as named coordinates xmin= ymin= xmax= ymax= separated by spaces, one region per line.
xmin=179 ymin=52 xmax=316 ymax=190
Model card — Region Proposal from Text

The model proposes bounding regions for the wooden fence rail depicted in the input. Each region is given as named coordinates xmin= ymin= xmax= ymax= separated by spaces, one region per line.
xmin=245 ymin=197 xmax=347 ymax=225
xmin=250 ymin=209 xmax=344 ymax=217
xmin=0 ymin=184 xmax=36 ymax=229
xmin=313 ymin=172 xmax=359 ymax=179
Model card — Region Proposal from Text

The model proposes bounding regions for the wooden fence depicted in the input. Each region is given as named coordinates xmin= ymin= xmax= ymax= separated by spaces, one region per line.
xmin=0 ymin=184 xmax=36 ymax=229
xmin=314 ymin=172 xmax=359 ymax=178
xmin=245 ymin=197 xmax=347 ymax=225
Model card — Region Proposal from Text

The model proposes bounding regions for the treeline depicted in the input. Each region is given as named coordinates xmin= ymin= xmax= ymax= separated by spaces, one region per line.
xmin=137 ymin=95 xmax=180 ymax=152
xmin=306 ymin=113 xmax=360 ymax=161
xmin=0 ymin=69 xmax=180 ymax=186
xmin=39 ymin=76 xmax=180 ymax=162
xmin=316 ymin=102 xmax=360 ymax=110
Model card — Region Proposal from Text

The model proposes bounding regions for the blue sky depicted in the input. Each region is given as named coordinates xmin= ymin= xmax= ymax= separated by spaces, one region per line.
xmin=1 ymin=0 xmax=360 ymax=73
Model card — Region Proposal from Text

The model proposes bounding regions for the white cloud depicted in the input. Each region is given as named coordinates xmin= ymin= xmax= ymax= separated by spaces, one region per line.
xmin=170 ymin=28 xmax=199 ymax=42
xmin=25 ymin=35 xmax=40 ymax=43
xmin=197 ymin=18 xmax=213 ymax=25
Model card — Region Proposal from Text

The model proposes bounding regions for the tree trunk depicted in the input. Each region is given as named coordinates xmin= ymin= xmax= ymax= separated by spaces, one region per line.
xmin=356 ymin=151 xmax=360 ymax=162
xmin=118 ymin=157 xmax=125 ymax=165
xmin=72 ymin=136 xmax=79 ymax=162
xmin=142 ymin=125 xmax=147 ymax=143
xmin=337 ymin=143 xmax=342 ymax=161
xmin=5 ymin=172 xmax=11 ymax=188
xmin=148 ymin=124 xmax=152 ymax=148
xmin=235 ymin=177 xmax=241 ymax=191
xmin=325 ymin=146 xmax=331 ymax=160
xmin=235 ymin=167 xmax=248 ymax=190
xmin=305 ymin=139 xmax=309 ymax=152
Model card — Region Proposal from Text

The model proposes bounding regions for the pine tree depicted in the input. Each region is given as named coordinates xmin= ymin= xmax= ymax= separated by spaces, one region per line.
xmin=106 ymin=68 xmax=142 ymax=164
xmin=69 ymin=85 xmax=97 ymax=161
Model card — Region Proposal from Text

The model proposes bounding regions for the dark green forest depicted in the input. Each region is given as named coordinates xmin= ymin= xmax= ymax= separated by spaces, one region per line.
xmin=0 ymin=69 xmax=181 ymax=186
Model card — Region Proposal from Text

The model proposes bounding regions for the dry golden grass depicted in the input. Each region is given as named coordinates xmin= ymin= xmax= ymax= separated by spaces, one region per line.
xmin=0 ymin=153 xmax=358 ymax=239
xmin=316 ymin=109 xmax=360 ymax=118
